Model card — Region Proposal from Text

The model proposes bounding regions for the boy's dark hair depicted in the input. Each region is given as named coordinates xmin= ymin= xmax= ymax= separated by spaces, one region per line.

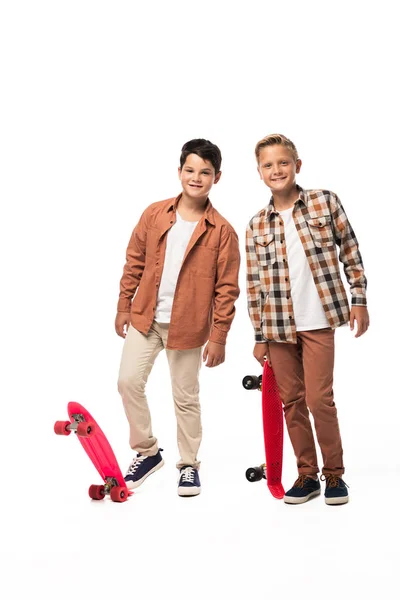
xmin=180 ymin=139 xmax=222 ymax=173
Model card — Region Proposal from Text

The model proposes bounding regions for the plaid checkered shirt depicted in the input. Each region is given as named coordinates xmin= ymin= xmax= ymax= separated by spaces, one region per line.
xmin=246 ymin=187 xmax=367 ymax=343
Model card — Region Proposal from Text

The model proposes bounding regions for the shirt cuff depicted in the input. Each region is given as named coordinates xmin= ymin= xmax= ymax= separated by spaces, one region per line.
xmin=209 ymin=326 xmax=228 ymax=345
xmin=255 ymin=331 xmax=267 ymax=343
xmin=351 ymin=296 xmax=367 ymax=307
xmin=117 ymin=299 xmax=132 ymax=312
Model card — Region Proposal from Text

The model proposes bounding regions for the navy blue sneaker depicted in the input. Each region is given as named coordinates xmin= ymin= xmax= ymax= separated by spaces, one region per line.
xmin=284 ymin=475 xmax=321 ymax=504
xmin=178 ymin=466 xmax=201 ymax=497
xmin=322 ymin=474 xmax=349 ymax=505
xmin=124 ymin=449 xmax=164 ymax=490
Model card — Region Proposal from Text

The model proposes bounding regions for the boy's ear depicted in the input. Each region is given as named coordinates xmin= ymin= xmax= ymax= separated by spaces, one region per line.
xmin=296 ymin=159 xmax=302 ymax=174
xmin=178 ymin=166 xmax=182 ymax=178
xmin=257 ymin=166 xmax=262 ymax=179
xmin=214 ymin=171 xmax=222 ymax=184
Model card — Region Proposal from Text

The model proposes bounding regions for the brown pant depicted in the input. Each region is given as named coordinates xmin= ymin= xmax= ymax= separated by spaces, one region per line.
xmin=268 ymin=328 xmax=344 ymax=477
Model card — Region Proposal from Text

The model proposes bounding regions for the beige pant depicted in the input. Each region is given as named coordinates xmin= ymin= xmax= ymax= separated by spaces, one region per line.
xmin=117 ymin=321 xmax=203 ymax=469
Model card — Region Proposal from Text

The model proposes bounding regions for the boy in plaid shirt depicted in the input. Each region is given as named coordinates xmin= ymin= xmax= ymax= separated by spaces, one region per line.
xmin=246 ymin=134 xmax=369 ymax=505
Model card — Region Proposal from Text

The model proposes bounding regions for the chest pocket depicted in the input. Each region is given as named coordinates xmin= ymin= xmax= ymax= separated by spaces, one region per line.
xmin=190 ymin=244 xmax=217 ymax=278
xmin=254 ymin=234 xmax=276 ymax=265
xmin=307 ymin=216 xmax=334 ymax=247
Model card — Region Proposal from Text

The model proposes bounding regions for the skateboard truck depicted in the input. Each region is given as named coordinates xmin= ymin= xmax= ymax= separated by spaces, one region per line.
xmin=54 ymin=413 xmax=96 ymax=438
xmin=242 ymin=374 xmax=262 ymax=391
xmin=88 ymin=477 xmax=127 ymax=502
xmin=245 ymin=464 xmax=266 ymax=482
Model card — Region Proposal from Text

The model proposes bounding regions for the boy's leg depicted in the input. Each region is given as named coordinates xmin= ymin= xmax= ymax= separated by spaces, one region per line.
xmin=165 ymin=344 xmax=203 ymax=470
xmin=268 ymin=340 xmax=319 ymax=476
xmin=300 ymin=328 xmax=344 ymax=477
xmin=117 ymin=323 xmax=164 ymax=455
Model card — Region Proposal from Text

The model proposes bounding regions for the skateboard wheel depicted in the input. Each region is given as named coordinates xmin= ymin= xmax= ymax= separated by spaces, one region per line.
xmin=110 ymin=486 xmax=128 ymax=503
xmin=89 ymin=485 xmax=106 ymax=500
xmin=245 ymin=466 xmax=263 ymax=482
xmin=54 ymin=420 xmax=72 ymax=436
xmin=242 ymin=375 xmax=261 ymax=391
xmin=77 ymin=421 xmax=96 ymax=437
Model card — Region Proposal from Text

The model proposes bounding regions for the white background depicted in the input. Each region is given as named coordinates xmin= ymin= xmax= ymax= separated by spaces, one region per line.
xmin=1 ymin=1 xmax=399 ymax=598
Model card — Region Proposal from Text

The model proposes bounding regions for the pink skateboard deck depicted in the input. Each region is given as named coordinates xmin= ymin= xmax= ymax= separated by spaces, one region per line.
xmin=54 ymin=402 xmax=131 ymax=502
xmin=261 ymin=362 xmax=285 ymax=499
xmin=243 ymin=362 xmax=285 ymax=499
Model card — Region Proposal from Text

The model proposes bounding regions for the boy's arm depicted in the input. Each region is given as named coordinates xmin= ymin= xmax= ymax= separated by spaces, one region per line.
xmin=329 ymin=193 xmax=367 ymax=306
xmin=246 ymin=223 xmax=265 ymax=341
xmin=117 ymin=207 xmax=149 ymax=313
xmin=208 ymin=225 xmax=240 ymax=345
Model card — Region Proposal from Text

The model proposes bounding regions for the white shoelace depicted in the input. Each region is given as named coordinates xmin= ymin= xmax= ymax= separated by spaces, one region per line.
xmin=180 ymin=467 xmax=195 ymax=483
xmin=126 ymin=455 xmax=146 ymax=476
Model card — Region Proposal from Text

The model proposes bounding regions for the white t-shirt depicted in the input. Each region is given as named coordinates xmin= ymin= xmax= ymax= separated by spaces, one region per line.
xmin=155 ymin=211 xmax=199 ymax=323
xmin=279 ymin=207 xmax=330 ymax=332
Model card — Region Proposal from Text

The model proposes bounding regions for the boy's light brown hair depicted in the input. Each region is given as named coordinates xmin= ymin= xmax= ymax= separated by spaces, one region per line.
xmin=255 ymin=134 xmax=299 ymax=163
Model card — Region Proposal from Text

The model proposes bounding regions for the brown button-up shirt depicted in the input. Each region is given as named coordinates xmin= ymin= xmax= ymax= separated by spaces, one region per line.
xmin=118 ymin=194 xmax=240 ymax=350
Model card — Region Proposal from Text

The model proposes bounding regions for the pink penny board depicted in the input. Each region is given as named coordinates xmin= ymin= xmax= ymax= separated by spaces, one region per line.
xmin=261 ymin=362 xmax=285 ymax=499
xmin=55 ymin=402 xmax=132 ymax=501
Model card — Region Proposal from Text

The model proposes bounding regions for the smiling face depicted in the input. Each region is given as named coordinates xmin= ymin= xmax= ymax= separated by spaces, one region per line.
xmin=178 ymin=153 xmax=221 ymax=201
xmin=257 ymin=144 xmax=301 ymax=194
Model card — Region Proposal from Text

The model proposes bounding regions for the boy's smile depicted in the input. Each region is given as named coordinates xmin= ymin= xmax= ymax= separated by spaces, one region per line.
xmin=257 ymin=145 xmax=301 ymax=194
xmin=179 ymin=153 xmax=221 ymax=202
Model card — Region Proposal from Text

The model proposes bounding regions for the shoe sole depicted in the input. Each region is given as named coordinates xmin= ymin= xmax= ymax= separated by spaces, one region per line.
xmin=125 ymin=459 xmax=165 ymax=490
xmin=284 ymin=489 xmax=321 ymax=504
xmin=325 ymin=496 xmax=349 ymax=505
xmin=178 ymin=486 xmax=201 ymax=497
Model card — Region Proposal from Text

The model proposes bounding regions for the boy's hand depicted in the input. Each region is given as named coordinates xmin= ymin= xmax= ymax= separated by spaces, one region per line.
xmin=115 ymin=312 xmax=131 ymax=338
xmin=350 ymin=306 xmax=370 ymax=338
xmin=253 ymin=342 xmax=270 ymax=367
xmin=203 ymin=341 xmax=225 ymax=368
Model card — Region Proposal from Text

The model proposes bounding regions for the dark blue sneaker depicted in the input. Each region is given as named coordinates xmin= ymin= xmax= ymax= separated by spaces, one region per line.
xmin=124 ymin=449 xmax=164 ymax=490
xmin=322 ymin=474 xmax=349 ymax=505
xmin=178 ymin=466 xmax=201 ymax=497
xmin=284 ymin=475 xmax=321 ymax=504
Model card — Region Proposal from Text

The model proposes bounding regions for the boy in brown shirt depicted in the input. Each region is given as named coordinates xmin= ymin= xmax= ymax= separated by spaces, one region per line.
xmin=116 ymin=139 xmax=240 ymax=496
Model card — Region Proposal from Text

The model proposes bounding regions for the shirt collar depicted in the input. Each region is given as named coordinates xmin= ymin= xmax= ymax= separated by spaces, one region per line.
xmin=266 ymin=185 xmax=308 ymax=220
xmin=167 ymin=193 xmax=215 ymax=226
